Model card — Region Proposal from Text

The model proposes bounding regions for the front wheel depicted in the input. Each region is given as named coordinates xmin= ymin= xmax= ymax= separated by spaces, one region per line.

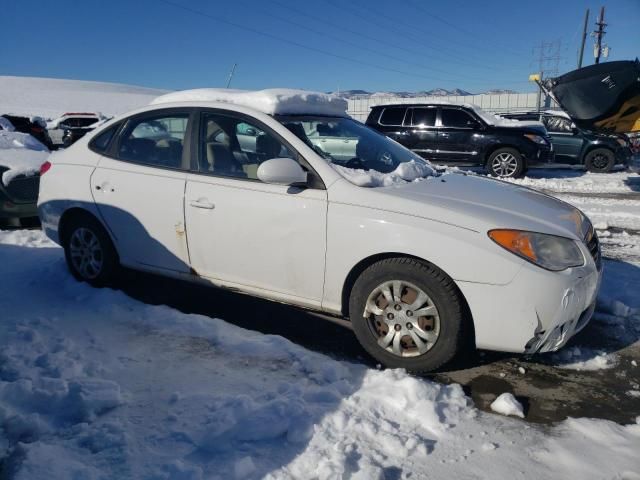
xmin=62 ymin=214 xmax=118 ymax=287
xmin=349 ymin=258 xmax=467 ymax=372
xmin=585 ymin=148 xmax=615 ymax=173
xmin=487 ymin=148 xmax=525 ymax=178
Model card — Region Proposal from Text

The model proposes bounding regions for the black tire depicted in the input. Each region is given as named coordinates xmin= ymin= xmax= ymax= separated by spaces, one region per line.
xmin=585 ymin=148 xmax=615 ymax=173
xmin=348 ymin=257 xmax=467 ymax=372
xmin=61 ymin=213 xmax=118 ymax=287
xmin=487 ymin=147 xmax=525 ymax=178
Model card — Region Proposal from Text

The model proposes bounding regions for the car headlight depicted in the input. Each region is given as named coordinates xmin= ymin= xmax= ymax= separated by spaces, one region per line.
xmin=488 ymin=229 xmax=584 ymax=271
xmin=616 ymin=137 xmax=628 ymax=147
xmin=524 ymin=133 xmax=548 ymax=145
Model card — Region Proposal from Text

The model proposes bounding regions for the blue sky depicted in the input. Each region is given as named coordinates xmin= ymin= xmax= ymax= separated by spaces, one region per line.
xmin=1 ymin=0 xmax=638 ymax=93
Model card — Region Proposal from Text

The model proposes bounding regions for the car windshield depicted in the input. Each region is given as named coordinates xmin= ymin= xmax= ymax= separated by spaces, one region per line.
xmin=277 ymin=115 xmax=434 ymax=177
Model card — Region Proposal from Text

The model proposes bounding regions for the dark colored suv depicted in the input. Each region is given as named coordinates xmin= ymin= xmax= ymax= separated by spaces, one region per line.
xmin=365 ymin=103 xmax=553 ymax=177
xmin=500 ymin=111 xmax=632 ymax=172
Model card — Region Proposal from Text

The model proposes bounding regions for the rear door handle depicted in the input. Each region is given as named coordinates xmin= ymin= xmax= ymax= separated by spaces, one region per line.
xmin=440 ymin=133 xmax=450 ymax=138
xmin=190 ymin=198 xmax=215 ymax=209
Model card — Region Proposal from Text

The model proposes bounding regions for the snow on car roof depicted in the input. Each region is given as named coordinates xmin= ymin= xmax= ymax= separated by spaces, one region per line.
xmin=150 ymin=88 xmax=349 ymax=117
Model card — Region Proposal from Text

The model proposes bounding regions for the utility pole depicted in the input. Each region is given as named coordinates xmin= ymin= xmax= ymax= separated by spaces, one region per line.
xmin=593 ymin=6 xmax=607 ymax=64
xmin=578 ymin=8 xmax=589 ymax=68
xmin=226 ymin=63 xmax=237 ymax=88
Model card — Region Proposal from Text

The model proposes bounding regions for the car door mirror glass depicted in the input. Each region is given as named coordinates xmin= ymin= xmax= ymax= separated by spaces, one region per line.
xmin=257 ymin=157 xmax=308 ymax=186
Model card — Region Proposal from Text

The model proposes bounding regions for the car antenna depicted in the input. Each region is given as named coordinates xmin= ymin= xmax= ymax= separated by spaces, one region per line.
xmin=226 ymin=63 xmax=238 ymax=89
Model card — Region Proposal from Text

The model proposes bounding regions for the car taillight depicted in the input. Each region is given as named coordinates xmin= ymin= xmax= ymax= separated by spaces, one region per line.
xmin=31 ymin=126 xmax=44 ymax=133
xmin=40 ymin=161 xmax=52 ymax=175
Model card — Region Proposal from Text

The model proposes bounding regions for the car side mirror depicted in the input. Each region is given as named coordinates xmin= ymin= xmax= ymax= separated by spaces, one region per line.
xmin=257 ymin=157 xmax=308 ymax=186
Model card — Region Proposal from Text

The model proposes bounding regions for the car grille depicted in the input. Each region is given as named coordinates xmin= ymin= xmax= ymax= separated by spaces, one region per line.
xmin=585 ymin=226 xmax=601 ymax=269
xmin=4 ymin=175 xmax=40 ymax=203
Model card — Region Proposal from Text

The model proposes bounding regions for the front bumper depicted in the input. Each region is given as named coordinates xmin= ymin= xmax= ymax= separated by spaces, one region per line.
xmin=616 ymin=146 xmax=633 ymax=166
xmin=526 ymin=143 xmax=554 ymax=165
xmin=457 ymin=240 xmax=602 ymax=354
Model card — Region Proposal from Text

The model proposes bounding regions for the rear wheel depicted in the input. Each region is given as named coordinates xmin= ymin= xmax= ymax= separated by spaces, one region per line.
xmin=487 ymin=148 xmax=525 ymax=178
xmin=61 ymin=214 xmax=118 ymax=287
xmin=585 ymin=148 xmax=615 ymax=173
xmin=349 ymin=258 xmax=466 ymax=372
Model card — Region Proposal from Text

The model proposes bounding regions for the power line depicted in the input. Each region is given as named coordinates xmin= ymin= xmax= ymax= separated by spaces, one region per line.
xmin=255 ymin=1 xmax=521 ymax=82
xmin=268 ymin=0 xmax=500 ymax=73
xmin=406 ymin=0 xmax=525 ymax=58
xmin=157 ymin=0 xmax=530 ymax=88
xmin=324 ymin=0 xmax=519 ymax=72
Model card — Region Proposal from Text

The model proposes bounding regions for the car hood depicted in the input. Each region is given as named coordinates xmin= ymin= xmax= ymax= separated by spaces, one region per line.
xmin=346 ymin=172 xmax=590 ymax=240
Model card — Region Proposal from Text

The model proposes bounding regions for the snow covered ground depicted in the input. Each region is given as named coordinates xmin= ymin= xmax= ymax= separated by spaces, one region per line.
xmin=1 ymin=167 xmax=640 ymax=479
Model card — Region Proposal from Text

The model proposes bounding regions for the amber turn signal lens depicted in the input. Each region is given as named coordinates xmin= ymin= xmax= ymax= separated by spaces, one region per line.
xmin=488 ymin=230 xmax=538 ymax=262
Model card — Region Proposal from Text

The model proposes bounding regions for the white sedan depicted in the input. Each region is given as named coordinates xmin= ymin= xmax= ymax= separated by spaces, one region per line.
xmin=37 ymin=89 xmax=602 ymax=372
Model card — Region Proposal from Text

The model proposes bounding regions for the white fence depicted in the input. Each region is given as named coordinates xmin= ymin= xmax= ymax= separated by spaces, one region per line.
xmin=347 ymin=92 xmax=557 ymax=122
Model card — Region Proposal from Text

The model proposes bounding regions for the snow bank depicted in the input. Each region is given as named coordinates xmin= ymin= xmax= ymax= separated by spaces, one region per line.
xmin=551 ymin=346 xmax=618 ymax=371
xmin=0 ymin=76 xmax=167 ymax=119
xmin=0 ymin=131 xmax=49 ymax=185
xmin=490 ymin=393 xmax=524 ymax=418
xmin=331 ymin=159 xmax=435 ymax=187
xmin=151 ymin=88 xmax=349 ymax=117
xmin=501 ymin=169 xmax=640 ymax=195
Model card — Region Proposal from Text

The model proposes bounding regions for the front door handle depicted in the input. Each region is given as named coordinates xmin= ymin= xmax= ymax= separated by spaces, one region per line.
xmin=440 ymin=133 xmax=450 ymax=138
xmin=190 ymin=198 xmax=215 ymax=209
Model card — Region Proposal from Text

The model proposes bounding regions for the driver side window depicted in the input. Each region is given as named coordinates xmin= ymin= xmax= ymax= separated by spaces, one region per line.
xmin=199 ymin=113 xmax=295 ymax=180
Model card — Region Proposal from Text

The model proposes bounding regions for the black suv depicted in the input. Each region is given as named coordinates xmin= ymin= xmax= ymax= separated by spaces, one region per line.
xmin=365 ymin=103 xmax=553 ymax=177
xmin=500 ymin=111 xmax=632 ymax=172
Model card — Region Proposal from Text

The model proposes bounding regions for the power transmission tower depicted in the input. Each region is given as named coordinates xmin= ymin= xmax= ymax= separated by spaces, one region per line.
xmin=592 ymin=6 xmax=608 ymax=64
xmin=578 ymin=9 xmax=589 ymax=68
xmin=532 ymin=39 xmax=563 ymax=110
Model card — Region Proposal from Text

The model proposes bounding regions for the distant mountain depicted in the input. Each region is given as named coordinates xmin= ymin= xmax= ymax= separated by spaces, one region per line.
xmin=417 ymin=88 xmax=473 ymax=96
xmin=331 ymin=88 xmax=519 ymax=99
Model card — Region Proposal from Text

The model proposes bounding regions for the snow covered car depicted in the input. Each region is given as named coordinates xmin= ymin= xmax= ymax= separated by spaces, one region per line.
xmin=37 ymin=89 xmax=603 ymax=372
xmin=0 ymin=124 xmax=49 ymax=224
xmin=47 ymin=112 xmax=101 ymax=146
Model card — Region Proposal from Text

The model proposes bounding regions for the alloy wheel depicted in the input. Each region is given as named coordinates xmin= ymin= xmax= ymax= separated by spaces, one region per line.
xmin=591 ymin=153 xmax=609 ymax=170
xmin=69 ymin=227 xmax=104 ymax=280
xmin=363 ymin=280 xmax=440 ymax=357
xmin=491 ymin=152 xmax=519 ymax=177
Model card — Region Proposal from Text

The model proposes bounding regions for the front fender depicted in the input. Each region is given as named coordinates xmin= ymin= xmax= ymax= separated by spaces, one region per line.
xmin=322 ymin=200 xmax=524 ymax=314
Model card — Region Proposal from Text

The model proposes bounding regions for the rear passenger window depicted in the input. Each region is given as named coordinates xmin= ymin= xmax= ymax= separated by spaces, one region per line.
xmin=410 ymin=108 xmax=436 ymax=127
xmin=441 ymin=109 xmax=478 ymax=128
xmin=90 ymin=124 xmax=119 ymax=152
xmin=379 ymin=107 xmax=407 ymax=126
xmin=118 ymin=114 xmax=189 ymax=169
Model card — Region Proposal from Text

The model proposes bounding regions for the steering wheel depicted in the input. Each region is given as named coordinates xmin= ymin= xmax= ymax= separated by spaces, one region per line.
xmin=345 ymin=157 xmax=366 ymax=169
